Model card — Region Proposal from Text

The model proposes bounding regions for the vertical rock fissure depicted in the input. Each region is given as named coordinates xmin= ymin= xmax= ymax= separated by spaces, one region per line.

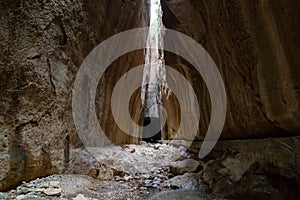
xmin=141 ymin=0 xmax=168 ymax=141
xmin=141 ymin=0 xmax=167 ymax=118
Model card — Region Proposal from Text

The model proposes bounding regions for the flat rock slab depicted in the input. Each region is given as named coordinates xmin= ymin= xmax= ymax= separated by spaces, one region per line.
xmin=162 ymin=173 xmax=199 ymax=190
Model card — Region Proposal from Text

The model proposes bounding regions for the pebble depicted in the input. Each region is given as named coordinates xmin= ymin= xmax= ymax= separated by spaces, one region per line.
xmin=128 ymin=148 xmax=135 ymax=153
xmin=0 ymin=193 xmax=7 ymax=200
xmin=73 ymin=194 xmax=88 ymax=200
xmin=16 ymin=195 xmax=26 ymax=200
xmin=39 ymin=183 xmax=49 ymax=188
xmin=124 ymin=176 xmax=130 ymax=181
xmin=140 ymin=187 xmax=147 ymax=190
xmin=114 ymin=176 xmax=122 ymax=181
xmin=139 ymin=141 xmax=147 ymax=145
xmin=34 ymin=188 xmax=44 ymax=192
xmin=43 ymin=188 xmax=62 ymax=196
xmin=17 ymin=189 xmax=29 ymax=195
xmin=154 ymin=177 xmax=161 ymax=181
xmin=141 ymin=174 xmax=150 ymax=179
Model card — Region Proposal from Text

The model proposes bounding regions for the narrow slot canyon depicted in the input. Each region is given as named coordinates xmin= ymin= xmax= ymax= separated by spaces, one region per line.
xmin=0 ymin=0 xmax=299 ymax=199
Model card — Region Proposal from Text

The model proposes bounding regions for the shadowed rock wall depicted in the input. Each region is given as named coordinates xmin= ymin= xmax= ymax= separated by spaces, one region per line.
xmin=0 ymin=0 xmax=147 ymax=191
xmin=161 ymin=0 xmax=300 ymax=140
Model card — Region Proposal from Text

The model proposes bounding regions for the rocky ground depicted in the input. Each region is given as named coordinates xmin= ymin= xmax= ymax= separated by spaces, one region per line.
xmin=0 ymin=142 xmax=210 ymax=200
xmin=1 ymin=139 xmax=299 ymax=199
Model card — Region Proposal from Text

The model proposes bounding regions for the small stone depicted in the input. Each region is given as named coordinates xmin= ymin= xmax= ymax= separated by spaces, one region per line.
xmin=140 ymin=187 xmax=147 ymax=190
xmin=162 ymin=173 xmax=198 ymax=190
xmin=49 ymin=181 xmax=60 ymax=188
xmin=128 ymin=148 xmax=135 ymax=153
xmin=17 ymin=189 xmax=29 ymax=195
xmin=154 ymin=145 xmax=160 ymax=150
xmin=16 ymin=195 xmax=26 ymax=200
xmin=0 ymin=193 xmax=8 ymax=200
xmin=144 ymin=180 xmax=152 ymax=187
xmin=34 ymin=188 xmax=44 ymax=192
xmin=43 ymin=188 xmax=62 ymax=196
xmin=124 ymin=176 xmax=131 ymax=181
xmin=157 ymin=174 xmax=167 ymax=179
xmin=141 ymin=174 xmax=150 ymax=179
xmin=139 ymin=141 xmax=147 ymax=145
xmin=39 ymin=183 xmax=49 ymax=188
xmin=26 ymin=183 xmax=34 ymax=187
xmin=170 ymin=159 xmax=200 ymax=175
xmin=73 ymin=194 xmax=88 ymax=200
xmin=32 ymin=192 xmax=42 ymax=196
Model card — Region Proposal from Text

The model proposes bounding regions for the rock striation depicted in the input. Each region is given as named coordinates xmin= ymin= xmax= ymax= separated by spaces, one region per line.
xmin=161 ymin=0 xmax=300 ymax=140
xmin=0 ymin=0 xmax=299 ymax=193
xmin=0 ymin=0 xmax=148 ymax=191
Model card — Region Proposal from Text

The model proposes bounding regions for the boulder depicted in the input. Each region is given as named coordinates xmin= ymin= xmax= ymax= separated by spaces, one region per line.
xmin=169 ymin=159 xmax=200 ymax=175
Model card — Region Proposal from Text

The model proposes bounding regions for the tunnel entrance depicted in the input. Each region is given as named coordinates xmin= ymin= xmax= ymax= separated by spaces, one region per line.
xmin=142 ymin=117 xmax=162 ymax=143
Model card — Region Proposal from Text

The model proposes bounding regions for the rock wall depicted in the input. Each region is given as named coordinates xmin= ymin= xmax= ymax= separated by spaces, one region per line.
xmin=0 ymin=0 xmax=147 ymax=191
xmin=0 ymin=0 xmax=299 ymax=192
xmin=161 ymin=0 xmax=300 ymax=140
xmin=192 ymin=137 xmax=300 ymax=199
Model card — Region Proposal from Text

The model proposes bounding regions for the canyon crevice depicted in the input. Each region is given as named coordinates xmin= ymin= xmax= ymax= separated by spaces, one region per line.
xmin=0 ymin=0 xmax=299 ymax=198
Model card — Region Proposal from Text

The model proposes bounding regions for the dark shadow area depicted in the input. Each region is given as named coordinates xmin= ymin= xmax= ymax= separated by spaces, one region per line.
xmin=142 ymin=117 xmax=162 ymax=143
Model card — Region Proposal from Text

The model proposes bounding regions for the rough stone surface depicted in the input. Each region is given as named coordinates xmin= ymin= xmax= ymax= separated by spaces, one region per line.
xmin=162 ymin=173 xmax=199 ymax=190
xmin=4 ymin=139 xmax=299 ymax=199
xmin=43 ymin=188 xmax=62 ymax=196
xmin=90 ymin=143 xmax=190 ymax=175
xmin=1 ymin=0 xmax=300 ymax=195
xmin=161 ymin=0 xmax=300 ymax=140
xmin=0 ymin=0 xmax=148 ymax=191
xmin=169 ymin=159 xmax=200 ymax=175
xmin=196 ymin=137 xmax=300 ymax=199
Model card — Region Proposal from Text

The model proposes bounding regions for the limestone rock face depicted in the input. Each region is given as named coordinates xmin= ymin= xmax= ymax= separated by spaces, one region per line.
xmin=161 ymin=0 xmax=300 ymax=140
xmin=0 ymin=0 xmax=147 ymax=191
xmin=0 ymin=0 xmax=299 ymax=193
xmin=197 ymin=137 xmax=300 ymax=199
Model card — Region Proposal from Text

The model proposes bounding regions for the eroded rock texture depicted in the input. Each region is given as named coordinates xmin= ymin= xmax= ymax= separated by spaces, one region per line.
xmin=0 ymin=0 xmax=299 ymax=194
xmin=161 ymin=0 xmax=300 ymax=140
xmin=0 ymin=0 xmax=147 ymax=191
xmin=197 ymin=137 xmax=300 ymax=199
